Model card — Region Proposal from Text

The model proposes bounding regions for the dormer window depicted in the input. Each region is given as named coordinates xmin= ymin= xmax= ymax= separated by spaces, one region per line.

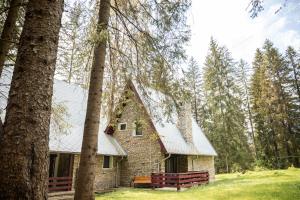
xmin=118 ymin=123 xmax=127 ymax=131
xmin=133 ymin=121 xmax=143 ymax=136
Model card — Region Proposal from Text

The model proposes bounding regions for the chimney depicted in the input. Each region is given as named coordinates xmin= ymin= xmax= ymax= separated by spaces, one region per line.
xmin=177 ymin=102 xmax=193 ymax=144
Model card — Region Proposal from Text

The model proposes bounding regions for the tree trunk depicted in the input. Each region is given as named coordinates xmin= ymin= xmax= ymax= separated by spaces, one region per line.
xmin=74 ymin=0 xmax=110 ymax=199
xmin=0 ymin=0 xmax=22 ymax=77
xmin=0 ymin=0 xmax=64 ymax=199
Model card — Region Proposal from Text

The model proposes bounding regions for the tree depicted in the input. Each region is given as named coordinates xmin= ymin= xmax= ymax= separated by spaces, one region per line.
xmin=183 ymin=57 xmax=203 ymax=124
xmin=56 ymin=0 xmax=91 ymax=85
xmin=202 ymin=38 xmax=253 ymax=173
xmin=0 ymin=0 xmax=64 ymax=199
xmin=247 ymin=0 xmax=288 ymax=18
xmin=236 ymin=59 xmax=256 ymax=156
xmin=250 ymin=41 xmax=300 ymax=168
xmin=74 ymin=0 xmax=111 ymax=199
xmin=285 ymin=46 xmax=300 ymax=102
xmin=250 ymin=47 xmax=280 ymax=168
xmin=0 ymin=0 xmax=22 ymax=77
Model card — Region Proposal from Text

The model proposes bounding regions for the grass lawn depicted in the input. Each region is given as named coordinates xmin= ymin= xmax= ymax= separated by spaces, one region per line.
xmin=95 ymin=168 xmax=300 ymax=200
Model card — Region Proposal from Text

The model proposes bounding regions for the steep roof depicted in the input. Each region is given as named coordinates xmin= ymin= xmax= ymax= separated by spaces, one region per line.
xmin=49 ymin=80 xmax=126 ymax=156
xmin=0 ymin=67 xmax=127 ymax=156
xmin=130 ymin=81 xmax=217 ymax=156
xmin=1 ymin=66 xmax=216 ymax=157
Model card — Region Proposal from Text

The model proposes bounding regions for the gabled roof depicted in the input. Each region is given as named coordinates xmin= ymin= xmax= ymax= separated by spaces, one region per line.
xmin=49 ymin=80 xmax=126 ymax=156
xmin=0 ymin=67 xmax=127 ymax=156
xmin=130 ymin=81 xmax=217 ymax=156
xmin=1 ymin=66 xmax=216 ymax=157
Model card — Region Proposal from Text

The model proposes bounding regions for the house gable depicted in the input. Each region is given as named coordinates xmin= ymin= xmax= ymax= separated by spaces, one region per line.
xmin=111 ymin=82 xmax=166 ymax=186
xmin=127 ymin=80 xmax=217 ymax=156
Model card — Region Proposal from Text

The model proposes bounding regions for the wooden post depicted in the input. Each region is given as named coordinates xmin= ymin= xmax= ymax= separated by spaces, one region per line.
xmin=176 ymin=174 xmax=180 ymax=191
xmin=151 ymin=173 xmax=155 ymax=190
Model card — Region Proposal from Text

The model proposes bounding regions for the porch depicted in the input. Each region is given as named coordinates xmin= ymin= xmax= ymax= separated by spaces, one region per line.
xmin=151 ymin=171 xmax=209 ymax=191
xmin=48 ymin=153 xmax=74 ymax=192
xmin=152 ymin=154 xmax=209 ymax=191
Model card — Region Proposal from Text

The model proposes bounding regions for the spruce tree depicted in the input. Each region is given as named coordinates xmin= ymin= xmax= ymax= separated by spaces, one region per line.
xmin=202 ymin=38 xmax=253 ymax=173
xmin=183 ymin=57 xmax=203 ymax=124
xmin=236 ymin=59 xmax=256 ymax=156
xmin=250 ymin=40 xmax=300 ymax=168
xmin=0 ymin=0 xmax=64 ymax=198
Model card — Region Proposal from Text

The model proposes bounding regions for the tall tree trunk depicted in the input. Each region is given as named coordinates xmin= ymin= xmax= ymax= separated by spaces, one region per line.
xmin=0 ymin=0 xmax=63 ymax=199
xmin=0 ymin=0 xmax=22 ymax=77
xmin=74 ymin=0 xmax=110 ymax=199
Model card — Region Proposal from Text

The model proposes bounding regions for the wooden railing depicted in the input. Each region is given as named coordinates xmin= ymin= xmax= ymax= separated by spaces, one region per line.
xmin=151 ymin=171 xmax=209 ymax=191
xmin=48 ymin=177 xmax=73 ymax=192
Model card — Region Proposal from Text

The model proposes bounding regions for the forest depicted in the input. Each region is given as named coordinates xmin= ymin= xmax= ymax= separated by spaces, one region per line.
xmin=0 ymin=0 xmax=299 ymax=199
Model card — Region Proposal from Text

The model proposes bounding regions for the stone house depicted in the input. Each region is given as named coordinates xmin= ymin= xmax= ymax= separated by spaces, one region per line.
xmin=47 ymin=80 xmax=217 ymax=191
xmin=0 ymin=68 xmax=217 ymax=192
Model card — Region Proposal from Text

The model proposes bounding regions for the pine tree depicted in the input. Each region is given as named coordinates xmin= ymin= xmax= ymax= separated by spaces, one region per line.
xmin=285 ymin=46 xmax=300 ymax=167
xmin=236 ymin=59 xmax=256 ymax=157
xmin=56 ymin=0 xmax=91 ymax=85
xmin=202 ymin=38 xmax=253 ymax=173
xmin=250 ymin=48 xmax=271 ymax=167
xmin=183 ymin=57 xmax=203 ymax=124
xmin=250 ymin=40 xmax=300 ymax=168
xmin=0 ymin=0 xmax=22 ymax=77
xmin=0 ymin=0 xmax=64 ymax=198
xmin=285 ymin=46 xmax=300 ymax=102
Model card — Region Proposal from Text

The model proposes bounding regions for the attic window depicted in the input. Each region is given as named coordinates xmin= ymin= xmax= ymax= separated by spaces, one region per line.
xmin=133 ymin=121 xmax=143 ymax=136
xmin=118 ymin=123 xmax=127 ymax=131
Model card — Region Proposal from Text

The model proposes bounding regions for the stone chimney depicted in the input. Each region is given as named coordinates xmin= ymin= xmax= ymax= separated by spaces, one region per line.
xmin=177 ymin=102 xmax=193 ymax=144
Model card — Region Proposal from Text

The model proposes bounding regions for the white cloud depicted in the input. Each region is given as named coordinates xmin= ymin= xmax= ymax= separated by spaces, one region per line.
xmin=186 ymin=0 xmax=300 ymax=66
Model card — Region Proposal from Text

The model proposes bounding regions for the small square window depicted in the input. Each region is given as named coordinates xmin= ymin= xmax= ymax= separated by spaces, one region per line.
xmin=118 ymin=123 xmax=127 ymax=131
xmin=103 ymin=156 xmax=113 ymax=169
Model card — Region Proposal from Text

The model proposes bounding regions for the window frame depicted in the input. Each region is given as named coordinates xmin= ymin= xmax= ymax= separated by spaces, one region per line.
xmin=132 ymin=121 xmax=143 ymax=137
xmin=102 ymin=155 xmax=113 ymax=169
xmin=118 ymin=122 xmax=127 ymax=131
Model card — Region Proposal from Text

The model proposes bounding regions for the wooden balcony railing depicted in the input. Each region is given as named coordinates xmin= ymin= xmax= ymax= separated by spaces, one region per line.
xmin=151 ymin=171 xmax=209 ymax=191
xmin=48 ymin=176 xmax=73 ymax=192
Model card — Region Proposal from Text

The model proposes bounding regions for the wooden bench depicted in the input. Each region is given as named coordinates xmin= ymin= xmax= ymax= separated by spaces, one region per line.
xmin=133 ymin=176 xmax=151 ymax=187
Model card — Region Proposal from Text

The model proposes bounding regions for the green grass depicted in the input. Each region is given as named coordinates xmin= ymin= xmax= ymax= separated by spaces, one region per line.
xmin=95 ymin=168 xmax=300 ymax=200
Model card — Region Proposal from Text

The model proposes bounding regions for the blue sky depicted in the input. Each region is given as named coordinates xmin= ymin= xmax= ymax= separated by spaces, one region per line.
xmin=186 ymin=0 xmax=300 ymax=65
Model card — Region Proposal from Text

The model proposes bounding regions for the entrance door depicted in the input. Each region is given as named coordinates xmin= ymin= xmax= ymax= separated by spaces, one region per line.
xmin=48 ymin=153 xmax=74 ymax=177
xmin=57 ymin=154 xmax=73 ymax=177
xmin=165 ymin=155 xmax=179 ymax=173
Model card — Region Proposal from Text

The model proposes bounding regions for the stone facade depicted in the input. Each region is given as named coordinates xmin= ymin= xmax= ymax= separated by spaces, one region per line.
xmin=72 ymin=154 xmax=121 ymax=191
xmin=113 ymin=88 xmax=165 ymax=186
xmin=187 ymin=155 xmax=215 ymax=181
xmin=68 ymin=86 xmax=216 ymax=191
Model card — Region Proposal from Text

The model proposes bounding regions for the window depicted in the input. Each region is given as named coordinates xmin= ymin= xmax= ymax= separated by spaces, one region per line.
xmin=118 ymin=123 xmax=127 ymax=131
xmin=133 ymin=121 xmax=143 ymax=136
xmin=103 ymin=156 xmax=113 ymax=169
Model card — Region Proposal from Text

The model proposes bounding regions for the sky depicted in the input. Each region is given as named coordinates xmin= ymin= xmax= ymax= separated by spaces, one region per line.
xmin=186 ymin=0 xmax=300 ymax=66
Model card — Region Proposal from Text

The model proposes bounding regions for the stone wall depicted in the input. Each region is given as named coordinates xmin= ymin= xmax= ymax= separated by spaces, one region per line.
xmin=113 ymin=89 xmax=165 ymax=186
xmin=72 ymin=154 xmax=121 ymax=191
xmin=187 ymin=155 xmax=215 ymax=181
